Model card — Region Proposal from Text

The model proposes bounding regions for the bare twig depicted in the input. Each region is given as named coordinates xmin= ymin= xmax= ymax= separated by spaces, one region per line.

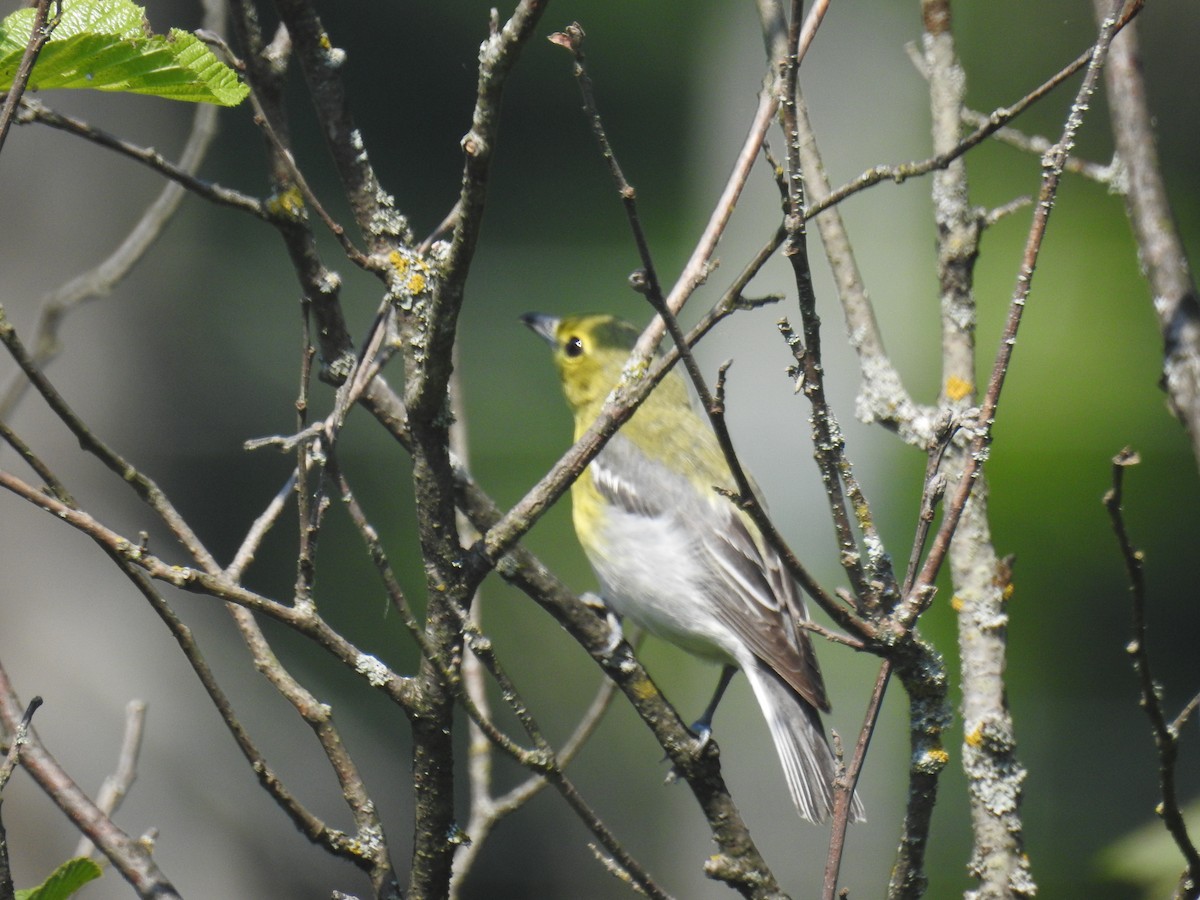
xmin=914 ymin=0 xmax=1135 ymax=596
xmin=0 ymin=696 xmax=42 ymax=789
xmin=271 ymin=0 xmax=413 ymax=255
xmin=0 ymin=309 xmax=220 ymax=573
xmin=225 ymin=472 xmax=297 ymax=581
xmin=74 ymin=700 xmax=147 ymax=860
xmin=823 ymin=662 xmax=889 ymax=898
xmin=960 ymin=108 xmax=1118 ymax=184
xmin=14 ymin=101 xmax=264 ymax=219
xmin=1093 ymin=0 xmax=1200 ymax=474
xmin=1103 ymin=448 xmax=1200 ymax=893
xmin=2 ymin=0 xmax=231 ymax=418
xmin=0 ymin=671 xmax=181 ymax=899
xmin=0 ymin=0 xmax=61 ymax=155
xmin=0 ymin=467 xmax=413 ymax=705
xmin=453 ymin=612 xmax=672 ymax=900
xmin=198 ymin=28 xmax=376 ymax=272
xmin=551 ymin=20 xmax=856 ymax=633
xmin=808 ymin=0 xmax=1143 ymax=224
xmin=0 ymin=696 xmax=44 ymax=900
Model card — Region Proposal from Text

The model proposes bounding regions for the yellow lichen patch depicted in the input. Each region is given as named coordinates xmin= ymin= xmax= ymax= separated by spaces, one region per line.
xmin=965 ymin=725 xmax=984 ymax=747
xmin=944 ymin=375 xmax=973 ymax=402
xmin=951 ymin=594 xmax=964 ymax=612
xmin=630 ymin=672 xmax=658 ymax=701
xmin=406 ymin=270 xmax=428 ymax=295
xmin=388 ymin=250 xmax=432 ymax=297
xmin=1002 ymin=581 xmax=1015 ymax=601
xmin=915 ymin=745 xmax=950 ymax=773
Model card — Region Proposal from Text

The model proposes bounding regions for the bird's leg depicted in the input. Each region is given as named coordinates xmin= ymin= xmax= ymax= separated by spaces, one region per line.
xmin=691 ymin=664 xmax=738 ymax=748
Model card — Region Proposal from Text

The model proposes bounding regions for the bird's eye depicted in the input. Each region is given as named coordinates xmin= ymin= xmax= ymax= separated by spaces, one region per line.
xmin=564 ymin=336 xmax=584 ymax=358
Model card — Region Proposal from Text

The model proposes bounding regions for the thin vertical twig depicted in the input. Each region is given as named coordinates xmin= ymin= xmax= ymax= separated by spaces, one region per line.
xmin=1092 ymin=0 xmax=1200 ymax=473
xmin=1103 ymin=448 xmax=1200 ymax=894
xmin=73 ymin=701 xmax=147 ymax=860
xmin=0 ymin=0 xmax=61 ymax=155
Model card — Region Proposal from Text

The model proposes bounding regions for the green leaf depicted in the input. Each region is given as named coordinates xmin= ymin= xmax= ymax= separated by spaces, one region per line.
xmin=14 ymin=857 xmax=103 ymax=900
xmin=0 ymin=0 xmax=248 ymax=106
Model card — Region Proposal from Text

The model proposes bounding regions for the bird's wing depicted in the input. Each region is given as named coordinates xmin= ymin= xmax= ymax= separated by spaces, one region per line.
xmin=705 ymin=509 xmax=830 ymax=712
xmin=592 ymin=435 xmax=830 ymax=713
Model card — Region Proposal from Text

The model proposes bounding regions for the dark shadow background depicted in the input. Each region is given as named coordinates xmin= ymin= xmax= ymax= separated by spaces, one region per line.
xmin=0 ymin=1 xmax=1197 ymax=898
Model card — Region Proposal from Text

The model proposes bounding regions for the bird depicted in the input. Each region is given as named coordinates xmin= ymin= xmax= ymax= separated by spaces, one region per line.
xmin=522 ymin=311 xmax=863 ymax=823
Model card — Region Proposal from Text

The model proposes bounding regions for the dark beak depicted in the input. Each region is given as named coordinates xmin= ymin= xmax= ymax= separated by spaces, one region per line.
xmin=520 ymin=312 xmax=560 ymax=346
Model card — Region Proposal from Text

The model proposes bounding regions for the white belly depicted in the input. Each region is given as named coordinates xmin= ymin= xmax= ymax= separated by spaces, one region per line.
xmin=588 ymin=503 xmax=738 ymax=666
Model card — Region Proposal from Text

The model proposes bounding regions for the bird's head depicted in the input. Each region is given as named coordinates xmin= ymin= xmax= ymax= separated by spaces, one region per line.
xmin=522 ymin=313 xmax=642 ymax=414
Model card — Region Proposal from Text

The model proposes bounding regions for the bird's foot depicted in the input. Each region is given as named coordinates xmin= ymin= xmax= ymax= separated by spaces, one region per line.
xmin=580 ymin=591 xmax=623 ymax=654
xmin=689 ymin=719 xmax=714 ymax=751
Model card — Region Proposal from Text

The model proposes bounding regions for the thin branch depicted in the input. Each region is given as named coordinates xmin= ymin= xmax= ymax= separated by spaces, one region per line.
xmin=271 ymin=0 xmax=413 ymax=255
xmin=552 ymin=19 xmax=863 ymax=638
xmin=806 ymin=0 xmax=1143 ymax=223
xmin=960 ymin=108 xmax=1119 ymax=184
xmin=0 ymin=309 xmax=220 ymax=573
xmin=453 ymin=612 xmax=672 ymax=900
xmin=1093 ymin=0 xmax=1200 ymax=474
xmin=0 ymin=0 xmax=61 ymax=155
xmin=823 ymin=662 xmax=889 ymax=899
xmin=777 ymin=0 xmax=888 ymax=616
xmin=74 ymin=700 xmax=147 ymax=860
xmin=198 ymin=28 xmax=376 ymax=272
xmin=15 ymin=101 xmax=265 ymax=219
xmin=0 ymin=697 xmax=43 ymax=900
xmin=226 ymin=1 xmax=358 ymax=387
xmin=912 ymin=0 xmax=1135 ymax=628
xmin=0 ymin=466 xmax=415 ymax=708
xmin=225 ymin=598 xmax=401 ymax=893
xmin=0 ymin=672 xmax=181 ymax=899
xmin=0 ymin=697 xmax=42 ymax=789
xmin=1103 ymin=448 xmax=1200 ymax=892
xmin=2 ymin=0 xmax=231 ymax=419
xmin=0 ymin=416 xmax=74 ymax=505
xmin=225 ymin=471 xmax=297 ymax=581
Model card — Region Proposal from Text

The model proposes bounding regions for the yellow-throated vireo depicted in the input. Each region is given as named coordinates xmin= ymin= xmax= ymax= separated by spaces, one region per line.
xmin=523 ymin=312 xmax=863 ymax=824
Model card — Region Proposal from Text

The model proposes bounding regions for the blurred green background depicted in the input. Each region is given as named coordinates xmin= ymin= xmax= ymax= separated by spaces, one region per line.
xmin=1 ymin=1 xmax=1197 ymax=898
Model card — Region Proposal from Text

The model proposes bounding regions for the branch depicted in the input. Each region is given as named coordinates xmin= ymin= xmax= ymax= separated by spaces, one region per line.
xmin=0 ymin=675 xmax=181 ymax=899
xmin=0 ymin=467 xmax=414 ymax=707
xmin=0 ymin=0 xmax=60 ymax=155
xmin=1 ymin=0 xmax=233 ymax=421
xmin=551 ymin=18 xmax=862 ymax=637
xmin=914 ymin=0 xmax=1136 ymax=594
xmin=807 ymin=0 xmax=1143 ymax=223
xmin=1093 ymin=0 xmax=1200 ymax=473
xmin=14 ymin=101 xmax=265 ymax=219
xmin=271 ymin=0 xmax=412 ymax=254
xmin=0 ymin=696 xmax=42 ymax=900
xmin=0 ymin=309 xmax=220 ymax=572
xmin=1103 ymin=448 xmax=1200 ymax=894
xmin=73 ymin=700 xmax=146 ymax=860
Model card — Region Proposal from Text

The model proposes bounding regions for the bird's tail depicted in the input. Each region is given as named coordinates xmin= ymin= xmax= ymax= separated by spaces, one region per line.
xmin=744 ymin=659 xmax=865 ymax=824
